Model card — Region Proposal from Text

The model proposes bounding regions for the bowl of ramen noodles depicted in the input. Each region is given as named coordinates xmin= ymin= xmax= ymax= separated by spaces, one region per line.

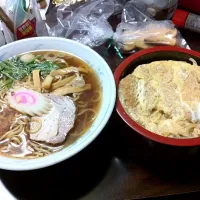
xmin=115 ymin=46 xmax=200 ymax=146
xmin=0 ymin=37 xmax=116 ymax=170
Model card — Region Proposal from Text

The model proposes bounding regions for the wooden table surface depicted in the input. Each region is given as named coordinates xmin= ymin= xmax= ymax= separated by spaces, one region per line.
xmin=1 ymin=6 xmax=200 ymax=200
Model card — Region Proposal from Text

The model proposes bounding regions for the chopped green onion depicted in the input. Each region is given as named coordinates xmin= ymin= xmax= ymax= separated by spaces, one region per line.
xmin=0 ymin=55 xmax=60 ymax=90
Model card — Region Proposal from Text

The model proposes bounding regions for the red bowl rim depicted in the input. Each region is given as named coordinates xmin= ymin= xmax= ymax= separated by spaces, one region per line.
xmin=114 ymin=46 xmax=200 ymax=146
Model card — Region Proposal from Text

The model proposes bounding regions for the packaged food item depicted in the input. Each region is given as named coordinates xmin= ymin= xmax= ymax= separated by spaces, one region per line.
xmin=13 ymin=0 xmax=48 ymax=40
xmin=2 ymin=0 xmax=48 ymax=41
xmin=114 ymin=21 xmax=189 ymax=53
xmin=125 ymin=0 xmax=178 ymax=21
xmin=172 ymin=8 xmax=200 ymax=33
xmin=114 ymin=0 xmax=189 ymax=53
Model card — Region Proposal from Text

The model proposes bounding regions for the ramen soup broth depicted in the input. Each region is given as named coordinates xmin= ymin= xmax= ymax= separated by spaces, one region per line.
xmin=0 ymin=51 xmax=102 ymax=158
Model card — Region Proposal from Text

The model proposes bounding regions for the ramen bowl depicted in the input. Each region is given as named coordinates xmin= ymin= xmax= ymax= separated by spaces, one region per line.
xmin=0 ymin=37 xmax=116 ymax=170
xmin=115 ymin=46 xmax=200 ymax=147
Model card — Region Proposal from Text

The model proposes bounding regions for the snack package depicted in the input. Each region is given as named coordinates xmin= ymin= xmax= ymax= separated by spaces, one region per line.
xmin=126 ymin=0 xmax=178 ymax=21
xmin=114 ymin=0 xmax=189 ymax=53
xmin=47 ymin=0 xmax=114 ymax=47
xmin=3 ymin=0 xmax=48 ymax=41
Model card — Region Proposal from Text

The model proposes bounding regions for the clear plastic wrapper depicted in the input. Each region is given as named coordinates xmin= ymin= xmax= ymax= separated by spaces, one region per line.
xmin=121 ymin=0 xmax=153 ymax=23
xmin=52 ymin=0 xmax=124 ymax=15
xmin=47 ymin=0 xmax=114 ymax=47
xmin=114 ymin=21 xmax=189 ymax=53
xmin=122 ymin=0 xmax=178 ymax=21
xmin=114 ymin=0 xmax=189 ymax=54
xmin=91 ymin=0 xmax=125 ymax=15
xmin=113 ymin=0 xmax=126 ymax=15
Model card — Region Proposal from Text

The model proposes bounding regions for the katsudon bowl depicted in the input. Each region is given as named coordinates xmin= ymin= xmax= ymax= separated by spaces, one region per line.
xmin=0 ymin=37 xmax=116 ymax=170
xmin=115 ymin=46 xmax=200 ymax=148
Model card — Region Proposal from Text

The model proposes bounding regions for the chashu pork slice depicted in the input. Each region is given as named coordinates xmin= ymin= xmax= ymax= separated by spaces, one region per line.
xmin=30 ymin=95 xmax=76 ymax=144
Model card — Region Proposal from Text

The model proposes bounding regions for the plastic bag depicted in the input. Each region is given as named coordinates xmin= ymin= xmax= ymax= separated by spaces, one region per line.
xmin=52 ymin=0 xmax=125 ymax=15
xmin=0 ymin=21 xmax=6 ymax=47
xmin=47 ymin=0 xmax=114 ymax=47
xmin=121 ymin=0 xmax=153 ymax=23
xmin=14 ymin=0 xmax=48 ymax=39
xmin=90 ymin=0 xmax=125 ymax=15
xmin=0 ymin=2 xmax=15 ymax=44
xmin=4 ymin=0 xmax=48 ymax=40
xmin=113 ymin=0 xmax=189 ymax=54
xmin=123 ymin=0 xmax=178 ymax=21
xmin=114 ymin=21 xmax=189 ymax=53
xmin=113 ymin=0 xmax=126 ymax=15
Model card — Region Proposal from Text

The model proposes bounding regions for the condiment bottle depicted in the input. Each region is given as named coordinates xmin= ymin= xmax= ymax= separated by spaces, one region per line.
xmin=172 ymin=8 xmax=200 ymax=33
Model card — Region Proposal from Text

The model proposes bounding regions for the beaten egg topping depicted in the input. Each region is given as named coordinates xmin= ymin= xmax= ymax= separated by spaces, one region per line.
xmin=119 ymin=60 xmax=200 ymax=138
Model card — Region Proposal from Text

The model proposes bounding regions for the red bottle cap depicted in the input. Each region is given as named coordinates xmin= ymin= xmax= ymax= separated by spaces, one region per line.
xmin=172 ymin=9 xmax=189 ymax=28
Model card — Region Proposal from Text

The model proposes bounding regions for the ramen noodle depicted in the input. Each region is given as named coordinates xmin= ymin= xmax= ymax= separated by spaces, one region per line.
xmin=0 ymin=51 xmax=102 ymax=158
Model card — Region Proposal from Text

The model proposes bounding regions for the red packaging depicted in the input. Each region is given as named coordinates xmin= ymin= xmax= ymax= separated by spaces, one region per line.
xmin=172 ymin=9 xmax=189 ymax=28
xmin=16 ymin=18 xmax=37 ymax=40
xmin=172 ymin=8 xmax=200 ymax=33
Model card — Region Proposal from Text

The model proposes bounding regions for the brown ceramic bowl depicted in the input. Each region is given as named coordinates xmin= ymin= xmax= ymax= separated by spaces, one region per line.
xmin=114 ymin=46 xmax=200 ymax=146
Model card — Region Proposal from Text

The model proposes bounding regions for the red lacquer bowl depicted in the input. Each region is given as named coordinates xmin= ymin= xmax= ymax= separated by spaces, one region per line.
xmin=114 ymin=46 xmax=200 ymax=146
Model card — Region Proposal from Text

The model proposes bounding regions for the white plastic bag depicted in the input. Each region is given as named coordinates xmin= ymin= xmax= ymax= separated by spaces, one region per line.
xmin=4 ymin=0 xmax=48 ymax=41
xmin=47 ymin=0 xmax=114 ymax=47
xmin=113 ymin=0 xmax=126 ymax=15
xmin=0 ymin=22 xmax=6 ymax=47
xmin=13 ymin=0 xmax=48 ymax=40
xmin=0 ymin=1 xmax=15 ymax=44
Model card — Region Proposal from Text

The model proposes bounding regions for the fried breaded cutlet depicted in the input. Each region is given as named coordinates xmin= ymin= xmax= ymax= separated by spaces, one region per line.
xmin=119 ymin=60 xmax=200 ymax=138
